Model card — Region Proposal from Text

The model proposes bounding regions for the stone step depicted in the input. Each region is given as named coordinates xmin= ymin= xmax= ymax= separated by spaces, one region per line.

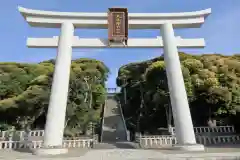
xmin=93 ymin=142 xmax=139 ymax=149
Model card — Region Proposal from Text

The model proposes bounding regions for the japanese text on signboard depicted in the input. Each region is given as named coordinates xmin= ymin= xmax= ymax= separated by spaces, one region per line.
xmin=112 ymin=12 xmax=125 ymax=36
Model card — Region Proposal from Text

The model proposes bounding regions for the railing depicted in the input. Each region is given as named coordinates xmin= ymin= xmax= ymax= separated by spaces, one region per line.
xmin=0 ymin=139 xmax=93 ymax=149
xmin=0 ymin=129 xmax=98 ymax=143
xmin=62 ymin=139 xmax=93 ymax=148
xmin=135 ymin=134 xmax=240 ymax=148
xmin=196 ymin=135 xmax=240 ymax=145
xmin=194 ymin=126 xmax=235 ymax=133
xmin=0 ymin=130 xmax=45 ymax=140
xmin=107 ymin=87 xmax=121 ymax=94
xmin=171 ymin=126 xmax=235 ymax=135
xmin=107 ymin=88 xmax=117 ymax=93
xmin=64 ymin=135 xmax=98 ymax=143
xmin=28 ymin=130 xmax=45 ymax=136
xmin=136 ymin=135 xmax=177 ymax=147
xmin=100 ymin=99 xmax=106 ymax=142
xmin=118 ymin=99 xmax=129 ymax=141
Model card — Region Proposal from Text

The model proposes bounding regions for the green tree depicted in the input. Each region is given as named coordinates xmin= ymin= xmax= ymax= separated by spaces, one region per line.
xmin=117 ymin=52 xmax=240 ymax=133
xmin=0 ymin=58 xmax=109 ymax=136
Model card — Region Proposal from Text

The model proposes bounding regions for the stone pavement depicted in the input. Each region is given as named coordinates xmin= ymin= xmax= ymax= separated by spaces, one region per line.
xmin=1 ymin=146 xmax=240 ymax=160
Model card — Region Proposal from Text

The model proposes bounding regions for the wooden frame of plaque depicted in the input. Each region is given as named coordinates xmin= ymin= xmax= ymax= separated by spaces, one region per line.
xmin=108 ymin=8 xmax=128 ymax=45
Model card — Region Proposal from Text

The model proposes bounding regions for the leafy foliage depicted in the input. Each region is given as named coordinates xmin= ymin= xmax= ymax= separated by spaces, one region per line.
xmin=0 ymin=59 xmax=109 ymax=136
xmin=117 ymin=53 xmax=240 ymax=133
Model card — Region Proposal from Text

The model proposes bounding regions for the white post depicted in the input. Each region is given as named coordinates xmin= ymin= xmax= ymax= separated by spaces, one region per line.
xmin=161 ymin=23 xmax=203 ymax=151
xmin=43 ymin=22 xmax=74 ymax=147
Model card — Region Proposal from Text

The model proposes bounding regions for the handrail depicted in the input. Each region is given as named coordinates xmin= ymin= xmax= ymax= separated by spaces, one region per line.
xmin=117 ymin=94 xmax=129 ymax=141
xmin=100 ymin=99 xmax=107 ymax=142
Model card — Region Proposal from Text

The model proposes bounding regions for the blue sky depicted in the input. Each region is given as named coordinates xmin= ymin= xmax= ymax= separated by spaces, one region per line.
xmin=0 ymin=0 xmax=239 ymax=88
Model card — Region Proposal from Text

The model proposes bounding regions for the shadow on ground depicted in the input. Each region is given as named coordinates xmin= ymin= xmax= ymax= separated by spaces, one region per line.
xmin=109 ymin=142 xmax=137 ymax=149
xmin=13 ymin=148 xmax=33 ymax=153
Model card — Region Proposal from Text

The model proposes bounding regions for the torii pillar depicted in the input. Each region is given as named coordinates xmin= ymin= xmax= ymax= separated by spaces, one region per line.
xmin=161 ymin=23 xmax=203 ymax=150
xmin=43 ymin=22 xmax=74 ymax=148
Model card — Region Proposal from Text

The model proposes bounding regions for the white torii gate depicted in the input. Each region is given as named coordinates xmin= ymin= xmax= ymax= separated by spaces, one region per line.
xmin=18 ymin=6 xmax=211 ymax=155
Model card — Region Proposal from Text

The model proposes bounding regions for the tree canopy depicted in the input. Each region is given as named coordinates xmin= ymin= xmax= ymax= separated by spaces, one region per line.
xmin=0 ymin=58 xmax=109 ymax=136
xmin=116 ymin=52 xmax=240 ymax=134
xmin=1 ymin=52 xmax=240 ymax=136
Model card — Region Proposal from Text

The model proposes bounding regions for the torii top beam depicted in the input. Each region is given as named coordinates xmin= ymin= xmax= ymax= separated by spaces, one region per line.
xmin=18 ymin=6 xmax=211 ymax=29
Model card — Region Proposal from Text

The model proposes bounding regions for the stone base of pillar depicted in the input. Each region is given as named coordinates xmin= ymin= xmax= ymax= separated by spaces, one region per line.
xmin=173 ymin=144 xmax=205 ymax=151
xmin=33 ymin=147 xmax=68 ymax=155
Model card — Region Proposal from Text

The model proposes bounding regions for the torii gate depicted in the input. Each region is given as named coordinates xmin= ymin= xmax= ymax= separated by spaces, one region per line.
xmin=18 ymin=6 xmax=211 ymax=155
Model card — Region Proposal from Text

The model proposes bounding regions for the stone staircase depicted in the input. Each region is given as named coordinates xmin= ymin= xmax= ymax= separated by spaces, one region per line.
xmin=101 ymin=95 xmax=128 ymax=143
xmin=95 ymin=91 xmax=138 ymax=149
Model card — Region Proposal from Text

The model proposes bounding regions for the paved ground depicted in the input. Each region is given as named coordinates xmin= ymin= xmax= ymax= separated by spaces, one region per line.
xmin=1 ymin=145 xmax=240 ymax=160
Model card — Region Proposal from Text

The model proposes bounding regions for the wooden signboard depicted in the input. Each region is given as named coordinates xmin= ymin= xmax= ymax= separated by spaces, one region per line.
xmin=108 ymin=8 xmax=128 ymax=45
